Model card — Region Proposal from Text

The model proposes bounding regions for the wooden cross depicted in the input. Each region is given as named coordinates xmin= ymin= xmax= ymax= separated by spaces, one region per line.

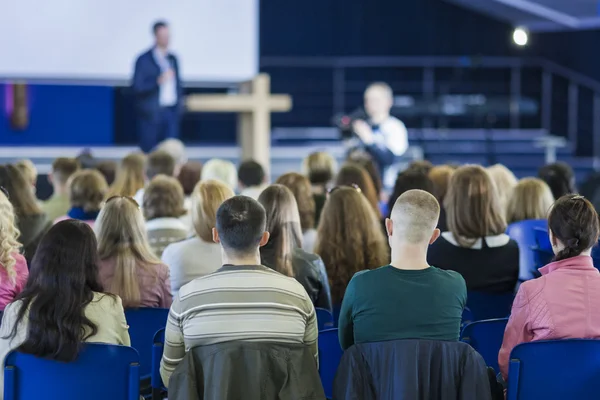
xmin=186 ymin=74 xmax=292 ymax=173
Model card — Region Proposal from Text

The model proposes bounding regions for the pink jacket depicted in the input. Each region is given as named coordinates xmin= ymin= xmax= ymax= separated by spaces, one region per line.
xmin=0 ymin=254 xmax=28 ymax=311
xmin=499 ymin=255 xmax=600 ymax=379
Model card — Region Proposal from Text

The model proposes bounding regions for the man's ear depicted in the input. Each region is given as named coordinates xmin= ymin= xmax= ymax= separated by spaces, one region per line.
xmin=385 ymin=218 xmax=393 ymax=237
xmin=429 ymin=228 xmax=441 ymax=245
xmin=212 ymin=227 xmax=220 ymax=244
xmin=259 ymin=231 xmax=270 ymax=247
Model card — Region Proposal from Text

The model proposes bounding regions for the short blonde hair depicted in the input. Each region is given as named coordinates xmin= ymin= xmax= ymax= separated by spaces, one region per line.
xmin=68 ymin=169 xmax=108 ymax=212
xmin=0 ymin=191 xmax=21 ymax=285
xmin=15 ymin=159 xmax=37 ymax=186
xmin=302 ymin=152 xmax=337 ymax=186
xmin=191 ymin=180 xmax=235 ymax=242
xmin=391 ymin=189 xmax=440 ymax=244
xmin=487 ymin=164 xmax=518 ymax=215
xmin=365 ymin=82 xmax=393 ymax=99
xmin=143 ymin=175 xmax=186 ymax=221
xmin=445 ymin=165 xmax=506 ymax=247
xmin=201 ymin=159 xmax=238 ymax=190
xmin=506 ymin=178 xmax=555 ymax=224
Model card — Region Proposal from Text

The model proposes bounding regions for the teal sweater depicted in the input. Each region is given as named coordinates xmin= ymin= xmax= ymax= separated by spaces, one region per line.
xmin=338 ymin=265 xmax=466 ymax=350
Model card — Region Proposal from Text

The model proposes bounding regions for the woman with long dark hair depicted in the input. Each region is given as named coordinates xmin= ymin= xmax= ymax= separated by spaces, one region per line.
xmin=258 ymin=185 xmax=332 ymax=311
xmin=0 ymin=220 xmax=130 ymax=392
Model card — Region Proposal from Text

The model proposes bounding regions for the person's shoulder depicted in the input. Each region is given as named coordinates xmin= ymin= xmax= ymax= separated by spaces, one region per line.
xmin=91 ymin=292 xmax=123 ymax=311
xmin=429 ymin=266 xmax=465 ymax=283
xmin=136 ymin=49 xmax=153 ymax=62
xmin=349 ymin=266 xmax=387 ymax=284
xmin=292 ymin=248 xmax=320 ymax=264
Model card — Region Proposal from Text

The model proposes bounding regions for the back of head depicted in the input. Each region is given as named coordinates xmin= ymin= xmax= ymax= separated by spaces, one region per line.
xmin=445 ymin=165 xmax=506 ymax=247
xmin=387 ymin=169 xmax=434 ymax=217
xmin=143 ymin=175 xmax=185 ymax=221
xmin=407 ymin=160 xmax=434 ymax=175
xmin=276 ymin=172 xmax=316 ymax=232
xmin=428 ymin=165 xmax=455 ymax=203
xmin=257 ymin=185 xmax=303 ymax=276
xmin=95 ymin=161 xmax=117 ymax=186
xmin=51 ymin=157 xmax=81 ymax=186
xmin=548 ymin=194 xmax=600 ymax=262
xmin=336 ymin=163 xmax=380 ymax=217
xmin=201 ymin=159 xmax=238 ymax=190
xmin=390 ymin=190 xmax=440 ymax=245
xmin=346 ymin=154 xmax=382 ymax=196
xmin=68 ymin=169 xmax=108 ymax=213
xmin=0 ymin=191 xmax=21 ymax=285
xmin=109 ymin=152 xmax=146 ymax=197
xmin=147 ymin=150 xmax=176 ymax=180
xmin=155 ymin=138 xmax=186 ymax=166
xmin=487 ymin=164 xmax=518 ymax=214
xmin=315 ymin=187 xmax=389 ymax=304
xmin=303 ymin=152 xmax=337 ymax=186
xmin=191 ymin=180 xmax=235 ymax=242
xmin=0 ymin=164 xmax=42 ymax=216
xmin=15 ymin=159 xmax=38 ymax=186
xmin=96 ymin=196 xmax=158 ymax=307
xmin=13 ymin=220 xmax=103 ymax=362
xmin=178 ymin=161 xmax=203 ymax=196
xmin=216 ymin=196 xmax=266 ymax=256
xmin=539 ymin=162 xmax=576 ymax=200
xmin=506 ymin=178 xmax=555 ymax=224
xmin=238 ymin=160 xmax=266 ymax=188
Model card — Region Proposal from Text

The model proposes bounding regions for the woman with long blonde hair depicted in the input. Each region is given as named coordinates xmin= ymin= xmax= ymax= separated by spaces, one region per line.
xmin=107 ymin=153 xmax=146 ymax=198
xmin=161 ymin=180 xmax=234 ymax=297
xmin=0 ymin=191 xmax=28 ymax=310
xmin=315 ymin=186 xmax=389 ymax=305
xmin=96 ymin=197 xmax=172 ymax=308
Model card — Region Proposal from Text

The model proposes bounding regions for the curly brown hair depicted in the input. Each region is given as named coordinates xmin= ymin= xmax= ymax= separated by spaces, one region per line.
xmin=315 ymin=187 xmax=389 ymax=304
xmin=143 ymin=175 xmax=186 ymax=221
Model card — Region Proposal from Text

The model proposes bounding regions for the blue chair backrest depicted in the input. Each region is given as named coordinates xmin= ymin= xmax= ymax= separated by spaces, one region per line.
xmin=151 ymin=328 xmax=166 ymax=396
xmin=507 ymin=219 xmax=548 ymax=281
xmin=508 ymin=339 xmax=600 ymax=400
xmin=318 ymin=328 xmax=343 ymax=399
xmin=125 ymin=308 xmax=169 ymax=379
xmin=532 ymin=227 xmax=551 ymax=251
xmin=316 ymin=308 xmax=334 ymax=331
xmin=4 ymin=343 xmax=139 ymax=400
xmin=467 ymin=291 xmax=514 ymax=321
xmin=460 ymin=318 xmax=508 ymax=373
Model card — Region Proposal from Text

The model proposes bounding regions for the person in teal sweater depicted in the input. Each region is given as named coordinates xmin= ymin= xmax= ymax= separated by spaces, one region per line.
xmin=338 ymin=189 xmax=466 ymax=350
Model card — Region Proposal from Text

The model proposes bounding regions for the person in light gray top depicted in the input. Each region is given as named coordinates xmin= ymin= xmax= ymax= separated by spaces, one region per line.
xmin=161 ymin=179 xmax=235 ymax=297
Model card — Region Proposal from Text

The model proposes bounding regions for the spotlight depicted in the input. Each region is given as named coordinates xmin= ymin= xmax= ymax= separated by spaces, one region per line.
xmin=513 ymin=27 xmax=528 ymax=46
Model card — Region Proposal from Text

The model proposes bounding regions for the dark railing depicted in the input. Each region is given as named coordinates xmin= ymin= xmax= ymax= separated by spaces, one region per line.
xmin=261 ymin=56 xmax=600 ymax=160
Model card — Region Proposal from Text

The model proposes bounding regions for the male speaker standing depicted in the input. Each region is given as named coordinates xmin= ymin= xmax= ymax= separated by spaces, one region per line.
xmin=133 ymin=21 xmax=183 ymax=152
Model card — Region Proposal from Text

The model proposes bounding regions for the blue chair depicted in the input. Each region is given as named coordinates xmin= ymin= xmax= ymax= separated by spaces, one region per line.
xmin=125 ymin=308 xmax=169 ymax=381
xmin=316 ymin=307 xmax=334 ymax=331
xmin=318 ymin=328 xmax=343 ymax=399
xmin=507 ymin=219 xmax=548 ymax=281
xmin=4 ymin=343 xmax=139 ymax=400
xmin=151 ymin=329 xmax=166 ymax=400
xmin=460 ymin=318 xmax=508 ymax=373
xmin=467 ymin=291 xmax=514 ymax=321
xmin=508 ymin=339 xmax=600 ymax=399
xmin=533 ymin=227 xmax=551 ymax=252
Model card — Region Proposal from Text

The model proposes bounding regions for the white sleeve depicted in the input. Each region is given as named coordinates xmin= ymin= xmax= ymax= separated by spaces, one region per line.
xmin=380 ymin=118 xmax=408 ymax=156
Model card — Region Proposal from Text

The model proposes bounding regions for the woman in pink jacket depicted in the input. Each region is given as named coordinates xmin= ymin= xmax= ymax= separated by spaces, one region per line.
xmin=499 ymin=194 xmax=600 ymax=380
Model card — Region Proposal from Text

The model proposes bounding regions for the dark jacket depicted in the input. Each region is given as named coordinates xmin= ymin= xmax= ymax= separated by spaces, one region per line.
xmin=168 ymin=341 xmax=325 ymax=400
xmin=292 ymin=248 xmax=333 ymax=312
xmin=333 ymin=340 xmax=492 ymax=400
xmin=17 ymin=213 xmax=51 ymax=265
xmin=262 ymin=247 xmax=333 ymax=312
xmin=132 ymin=48 xmax=183 ymax=119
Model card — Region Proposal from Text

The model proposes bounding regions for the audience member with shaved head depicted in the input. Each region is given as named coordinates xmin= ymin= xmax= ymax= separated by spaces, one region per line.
xmin=338 ymin=190 xmax=466 ymax=350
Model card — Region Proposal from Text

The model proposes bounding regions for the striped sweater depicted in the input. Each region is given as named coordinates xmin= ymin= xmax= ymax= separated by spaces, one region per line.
xmin=160 ymin=264 xmax=318 ymax=386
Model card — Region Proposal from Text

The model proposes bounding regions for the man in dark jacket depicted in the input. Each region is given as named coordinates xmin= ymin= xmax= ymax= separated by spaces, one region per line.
xmin=132 ymin=21 xmax=183 ymax=152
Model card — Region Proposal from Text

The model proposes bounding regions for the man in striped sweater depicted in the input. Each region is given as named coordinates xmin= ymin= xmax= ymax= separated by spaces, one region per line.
xmin=160 ymin=195 xmax=319 ymax=386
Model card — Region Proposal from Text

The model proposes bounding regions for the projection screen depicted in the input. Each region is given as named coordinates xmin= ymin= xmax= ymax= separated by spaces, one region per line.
xmin=0 ymin=0 xmax=258 ymax=85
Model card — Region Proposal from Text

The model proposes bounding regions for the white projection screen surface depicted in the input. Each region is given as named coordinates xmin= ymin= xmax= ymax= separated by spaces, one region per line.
xmin=0 ymin=0 xmax=258 ymax=85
